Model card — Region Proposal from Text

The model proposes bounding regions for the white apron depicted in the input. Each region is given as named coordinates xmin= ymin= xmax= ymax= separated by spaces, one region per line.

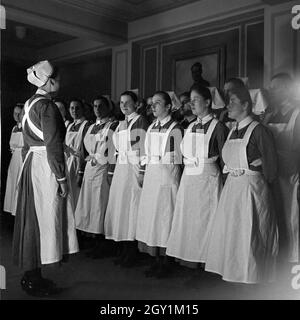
xmin=205 ymin=121 xmax=278 ymax=283
xmin=75 ymin=122 xmax=112 ymax=234
xmin=104 ymin=115 xmax=142 ymax=241
xmin=15 ymin=97 xmax=78 ymax=265
xmin=266 ymin=108 xmax=300 ymax=262
xmin=65 ymin=119 xmax=88 ymax=209
xmin=4 ymin=127 xmax=24 ymax=215
xmin=166 ymin=118 xmax=222 ymax=263
xmin=136 ymin=121 xmax=181 ymax=248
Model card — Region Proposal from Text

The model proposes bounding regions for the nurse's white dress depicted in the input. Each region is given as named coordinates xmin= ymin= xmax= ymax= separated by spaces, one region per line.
xmin=205 ymin=117 xmax=278 ymax=283
xmin=136 ymin=116 xmax=182 ymax=251
xmin=166 ymin=115 xmax=224 ymax=263
xmin=75 ymin=120 xmax=116 ymax=234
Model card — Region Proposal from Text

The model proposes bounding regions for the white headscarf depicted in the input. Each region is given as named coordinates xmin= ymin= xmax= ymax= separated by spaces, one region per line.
xmin=27 ymin=60 xmax=53 ymax=87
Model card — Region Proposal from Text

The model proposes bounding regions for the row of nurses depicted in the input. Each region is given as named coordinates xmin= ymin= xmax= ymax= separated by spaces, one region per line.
xmin=4 ymin=104 xmax=24 ymax=215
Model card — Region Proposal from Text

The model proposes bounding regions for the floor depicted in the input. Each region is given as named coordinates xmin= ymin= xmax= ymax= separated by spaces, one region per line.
xmin=1 ymin=212 xmax=299 ymax=300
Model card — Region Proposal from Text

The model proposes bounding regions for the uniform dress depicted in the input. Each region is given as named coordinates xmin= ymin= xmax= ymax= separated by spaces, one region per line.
xmin=205 ymin=116 xmax=278 ymax=283
xmin=136 ymin=115 xmax=183 ymax=255
xmin=65 ymin=118 xmax=89 ymax=209
xmin=75 ymin=119 xmax=118 ymax=234
xmin=166 ymin=114 xmax=228 ymax=263
xmin=264 ymin=103 xmax=300 ymax=262
xmin=4 ymin=123 xmax=24 ymax=215
xmin=104 ymin=112 xmax=149 ymax=241
xmin=12 ymin=89 xmax=78 ymax=270
xmin=180 ymin=116 xmax=197 ymax=130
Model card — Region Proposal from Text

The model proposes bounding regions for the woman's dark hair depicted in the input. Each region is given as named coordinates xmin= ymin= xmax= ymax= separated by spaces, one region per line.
xmin=93 ymin=95 xmax=113 ymax=117
xmin=120 ymin=91 xmax=138 ymax=103
xmin=225 ymin=77 xmax=245 ymax=89
xmin=69 ymin=97 xmax=84 ymax=109
xmin=94 ymin=95 xmax=110 ymax=108
xmin=190 ymin=84 xmax=212 ymax=109
xmin=229 ymin=86 xmax=253 ymax=114
xmin=153 ymin=91 xmax=172 ymax=106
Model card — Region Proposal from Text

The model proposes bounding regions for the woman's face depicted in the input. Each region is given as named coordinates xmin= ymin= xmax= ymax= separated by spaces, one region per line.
xmin=69 ymin=101 xmax=83 ymax=120
xmin=227 ymin=93 xmax=247 ymax=120
xmin=93 ymin=99 xmax=110 ymax=119
xmin=50 ymin=75 xmax=60 ymax=93
xmin=13 ymin=106 xmax=22 ymax=123
xmin=151 ymin=94 xmax=170 ymax=120
xmin=120 ymin=95 xmax=136 ymax=116
xmin=180 ymin=95 xmax=192 ymax=116
xmin=190 ymin=90 xmax=209 ymax=116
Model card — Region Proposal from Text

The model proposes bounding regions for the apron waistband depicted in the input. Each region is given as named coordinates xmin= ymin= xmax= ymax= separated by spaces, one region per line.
xmin=29 ymin=146 xmax=47 ymax=151
xmin=224 ymin=166 xmax=261 ymax=177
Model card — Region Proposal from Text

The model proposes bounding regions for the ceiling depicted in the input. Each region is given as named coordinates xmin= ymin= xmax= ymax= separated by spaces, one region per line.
xmin=50 ymin=0 xmax=202 ymax=22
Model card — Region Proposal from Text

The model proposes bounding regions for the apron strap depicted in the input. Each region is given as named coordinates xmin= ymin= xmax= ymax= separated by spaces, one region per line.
xmin=22 ymin=97 xmax=45 ymax=141
xmin=161 ymin=121 xmax=178 ymax=155
xmin=204 ymin=118 xmax=218 ymax=157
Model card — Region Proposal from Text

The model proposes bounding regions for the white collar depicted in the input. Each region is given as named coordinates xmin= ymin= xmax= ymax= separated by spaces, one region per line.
xmin=17 ymin=122 xmax=22 ymax=129
xmin=96 ymin=118 xmax=109 ymax=125
xmin=155 ymin=114 xmax=171 ymax=127
xmin=237 ymin=116 xmax=253 ymax=130
xmin=74 ymin=117 xmax=85 ymax=125
xmin=126 ymin=112 xmax=138 ymax=122
xmin=196 ymin=113 xmax=213 ymax=125
xmin=36 ymin=88 xmax=49 ymax=96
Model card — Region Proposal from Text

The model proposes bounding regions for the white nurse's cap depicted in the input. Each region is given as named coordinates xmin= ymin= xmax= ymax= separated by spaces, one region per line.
xmin=27 ymin=60 xmax=53 ymax=87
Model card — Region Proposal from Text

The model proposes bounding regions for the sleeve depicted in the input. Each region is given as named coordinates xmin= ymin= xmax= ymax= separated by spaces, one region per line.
xmin=77 ymin=122 xmax=90 ymax=176
xmin=40 ymin=100 xmax=67 ymax=183
xmin=169 ymin=123 xmax=184 ymax=165
xmin=107 ymin=121 xmax=119 ymax=176
xmin=253 ymin=124 xmax=278 ymax=184
xmin=211 ymin=122 xmax=229 ymax=170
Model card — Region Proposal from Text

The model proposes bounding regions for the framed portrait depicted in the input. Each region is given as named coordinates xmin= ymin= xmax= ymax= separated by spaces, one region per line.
xmin=173 ymin=46 xmax=225 ymax=94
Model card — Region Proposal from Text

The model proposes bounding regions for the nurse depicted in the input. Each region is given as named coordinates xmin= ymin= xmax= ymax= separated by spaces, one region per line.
xmin=4 ymin=104 xmax=24 ymax=215
xmin=104 ymin=91 xmax=149 ymax=267
xmin=136 ymin=91 xmax=183 ymax=278
xmin=264 ymin=73 xmax=300 ymax=264
xmin=166 ymin=85 xmax=228 ymax=267
xmin=12 ymin=60 xmax=78 ymax=296
xmin=205 ymin=86 xmax=278 ymax=284
xmin=75 ymin=96 xmax=118 ymax=257
xmin=65 ymin=98 xmax=89 ymax=209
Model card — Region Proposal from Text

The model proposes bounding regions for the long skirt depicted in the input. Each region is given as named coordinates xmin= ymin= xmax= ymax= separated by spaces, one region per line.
xmin=13 ymin=149 xmax=79 ymax=270
xmin=104 ymin=162 xmax=142 ymax=241
xmin=166 ymin=164 xmax=222 ymax=263
xmin=205 ymin=173 xmax=278 ymax=284
xmin=75 ymin=163 xmax=110 ymax=234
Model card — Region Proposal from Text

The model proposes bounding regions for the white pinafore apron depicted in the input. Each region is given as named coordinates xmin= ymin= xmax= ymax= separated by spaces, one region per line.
xmin=104 ymin=114 xmax=142 ymax=241
xmin=205 ymin=121 xmax=278 ymax=283
xmin=266 ymin=108 xmax=300 ymax=262
xmin=4 ymin=126 xmax=24 ymax=215
xmin=136 ymin=121 xmax=181 ymax=248
xmin=65 ymin=119 xmax=88 ymax=209
xmin=166 ymin=118 xmax=223 ymax=263
xmin=15 ymin=97 xmax=78 ymax=265
xmin=75 ymin=121 xmax=112 ymax=234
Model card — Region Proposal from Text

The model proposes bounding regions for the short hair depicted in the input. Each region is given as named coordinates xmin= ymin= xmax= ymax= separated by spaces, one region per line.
xmin=191 ymin=62 xmax=202 ymax=71
xmin=179 ymin=91 xmax=190 ymax=99
xmin=93 ymin=95 xmax=109 ymax=107
xmin=120 ymin=91 xmax=138 ymax=103
xmin=225 ymin=77 xmax=245 ymax=89
xmin=153 ymin=91 xmax=172 ymax=107
xmin=190 ymin=84 xmax=212 ymax=109
xmin=69 ymin=98 xmax=84 ymax=108
xmin=229 ymin=86 xmax=253 ymax=114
